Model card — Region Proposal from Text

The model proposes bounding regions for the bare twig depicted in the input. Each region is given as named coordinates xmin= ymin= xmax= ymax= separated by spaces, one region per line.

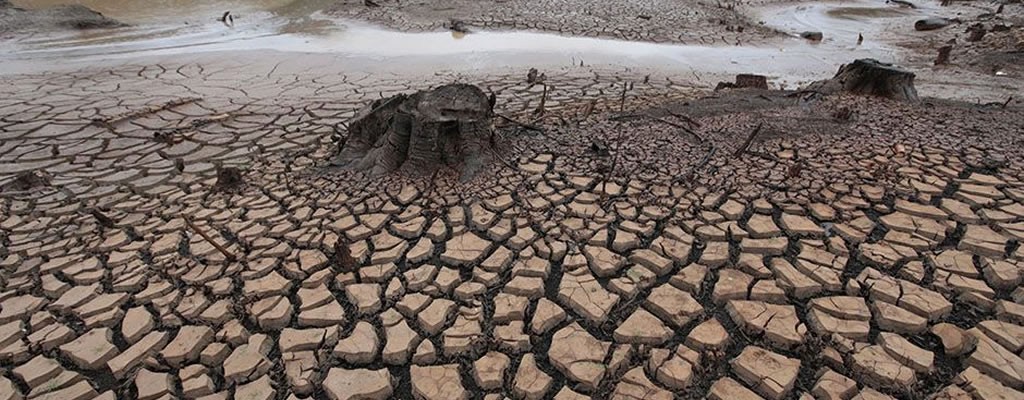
xmin=533 ymin=84 xmax=548 ymax=117
xmin=607 ymin=113 xmax=646 ymax=122
xmin=666 ymin=110 xmax=702 ymax=128
xmin=1003 ymin=96 xmax=1013 ymax=109
xmin=184 ymin=217 xmax=237 ymax=262
xmin=619 ymin=82 xmax=629 ymax=112
xmin=735 ymin=122 xmax=764 ymax=156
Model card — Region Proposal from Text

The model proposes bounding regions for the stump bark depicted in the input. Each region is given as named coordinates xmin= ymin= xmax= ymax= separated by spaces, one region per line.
xmin=332 ymin=84 xmax=495 ymax=180
xmin=809 ymin=59 xmax=919 ymax=102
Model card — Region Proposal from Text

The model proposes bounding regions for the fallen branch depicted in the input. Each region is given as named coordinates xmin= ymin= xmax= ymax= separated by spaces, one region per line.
xmin=734 ymin=122 xmax=764 ymax=156
xmin=607 ymin=112 xmax=702 ymax=142
xmin=652 ymin=117 xmax=703 ymax=143
xmin=607 ymin=113 xmax=646 ymax=122
xmin=92 ymin=97 xmax=200 ymax=129
xmin=184 ymin=217 xmax=237 ymax=262
xmin=497 ymin=113 xmax=544 ymax=132
xmin=619 ymin=82 xmax=630 ymax=112
xmin=666 ymin=110 xmax=702 ymax=128
xmin=153 ymin=113 xmax=232 ymax=144
xmin=533 ymin=84 xmax=548 ymax=117
xmin=678 ymin=145 xmax=717 ymax=184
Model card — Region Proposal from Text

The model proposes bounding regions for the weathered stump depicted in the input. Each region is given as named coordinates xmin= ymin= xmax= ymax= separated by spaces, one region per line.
xmin=332 ymin=83 xmax=495 ymax=180
xmin=715 ymin=74 xmax=769 ymax=91
xmin=214 ymin=166 xmax=244 ymax=191
xmin=808 ymin=59 xmax=919 ymax=102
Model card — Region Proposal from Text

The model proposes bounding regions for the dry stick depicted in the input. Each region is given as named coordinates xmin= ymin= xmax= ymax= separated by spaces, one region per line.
xmin=619 ymin=82 xmax=628 ymax=112
xmin=607 ymin=113 xmax=646 ymax=122
xmin=184 ymin=217 xmax=237 ymax=262
xmin=579 ymin=100 xmax=596 ymax=124
xmin=666 ymin=110 xmax=702 ymax=128
xmin=678 ymin=145 xmax=717 ymax=184
xmin=93 ymin=97 xmax=200 ymax=128
xmin=155 ymin=113 xmax=232 ymax=143
xmin=533 ymin=84 xmax=548 ymax=117
xmin=1003 ymin=96 xmax=1013 ymax=109
xmin=652 ymin=117 xmax=703 ymax=143
xmin=734 ymin=122 xmax=764 ymax=156
xmin=607 ymin=112 xmax=702 ymax=142
xmin=496 ymin=113 xmax=543 ymax=132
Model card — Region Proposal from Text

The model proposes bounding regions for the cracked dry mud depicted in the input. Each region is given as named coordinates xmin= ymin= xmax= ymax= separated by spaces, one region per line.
xmin=1 ymin=59 xmax=1024 ymax=400
xmin=327 ymin=0 xmax=778 ymax=45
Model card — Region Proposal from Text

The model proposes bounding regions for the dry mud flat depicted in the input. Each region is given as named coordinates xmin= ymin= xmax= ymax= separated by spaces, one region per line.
xmin=327 ymin=0 xmax=779 ymax=45
xmin=2 ymin=52 xmax=1024 ymax=400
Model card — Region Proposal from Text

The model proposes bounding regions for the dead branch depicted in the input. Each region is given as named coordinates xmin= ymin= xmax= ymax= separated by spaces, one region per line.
xmin=533 ymin=84 xmax=548 ymax=117
xmin=184 ymin=217 xmax=237 ymax=262
xmin=734 ymin=122 xmax=765 ymax=156
xmin=666 ymin=110 xmax=702 ymax=128
xmin=92 ymin=97 xmax=200 ymax=129
xmin=652 ymin=117 xmax=703 ymax=143
xmin=619 ymin=82 xmax=629 ymax=112
xmin=496 ymin=113 xmax=544 ymax=132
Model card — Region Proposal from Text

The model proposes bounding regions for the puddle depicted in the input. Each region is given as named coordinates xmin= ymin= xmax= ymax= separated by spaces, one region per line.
xmin=753 ymin=0 xmax=928 ymax=45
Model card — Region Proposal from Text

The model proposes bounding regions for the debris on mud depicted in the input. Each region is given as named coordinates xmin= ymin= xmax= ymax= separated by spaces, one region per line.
xmin=0 ymin=171 xmax=50 ymax=193
xmin=217 ymin=11 xmax=234 ymax=28
xmin=915 ymin=17 xmax=956 ymax=31
xmin=447 ymin=18 xmax=470 ymax=33
xmin=807 ymin=59 xmax=919 ymax=102
xmin=333 ymin=237 xmax=358 ymax=272
xmin=935 ymin=45 xmax=953 ymax=65
xmin=214 ymin=166 xmax=245 ymax=191
xmin=800 ymin=31 xmax=823 ymax=41
xmin=332 ymin=83 xmax=496 ymax=181
xmin=526 ymin=68 xmax=546 ymax=86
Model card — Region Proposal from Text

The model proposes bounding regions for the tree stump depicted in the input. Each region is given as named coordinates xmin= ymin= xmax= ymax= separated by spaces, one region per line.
xmin=809 ymin=59 xmax=919 ymax=102
xmin=714 ymin=74 xmax=769 ymax=91
xmin=332 ymin=84 xmax=495 ymax=180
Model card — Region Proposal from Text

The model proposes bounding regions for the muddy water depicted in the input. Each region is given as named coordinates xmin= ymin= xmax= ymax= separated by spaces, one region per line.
xmin=752 ymin=0 xmax=928 ymax=46
xmin=11 ymin=0 xmax=336 ymax=22
xmin=0 ymin=0 xmax=934 ymax=91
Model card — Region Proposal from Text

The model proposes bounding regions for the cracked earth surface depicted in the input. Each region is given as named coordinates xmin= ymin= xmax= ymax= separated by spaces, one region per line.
xmin=1 ymin=59 xmax=1024 ymax=400
xmin=327 ymin=0 xmax=782 ymax=45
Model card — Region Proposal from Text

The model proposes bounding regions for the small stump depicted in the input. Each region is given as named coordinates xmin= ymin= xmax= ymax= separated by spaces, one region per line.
xmin=332 ymin=83 xmax=495 ymax=180
xmin=715 ymin=74 xmax=769 ymax=91
xmin=214 ymin=166 xmax=244 ymax=191
xmin=809 ymin=59 xmax=919 ymax=102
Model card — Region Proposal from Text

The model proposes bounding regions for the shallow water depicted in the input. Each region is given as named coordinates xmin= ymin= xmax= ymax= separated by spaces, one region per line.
xmin=753 ymin=0 xmax=928 ymax=44
xmin=1 ymin=0 xmax=919 ymax=84
xmin=11 ymin=0 xmax=335 ymax=22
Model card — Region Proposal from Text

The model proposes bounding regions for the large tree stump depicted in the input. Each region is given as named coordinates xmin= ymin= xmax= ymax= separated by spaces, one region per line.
xmin=808 ymin=59 xmax=919 ymax=102
xmin=332 ymin=84 xmax=495 ymax=180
